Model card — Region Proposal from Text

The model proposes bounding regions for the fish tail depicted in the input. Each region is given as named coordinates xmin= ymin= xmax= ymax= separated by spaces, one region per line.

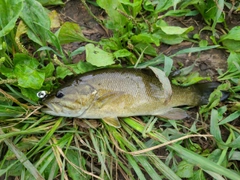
xmin=194 ymin=82 xmax=229 ymax=105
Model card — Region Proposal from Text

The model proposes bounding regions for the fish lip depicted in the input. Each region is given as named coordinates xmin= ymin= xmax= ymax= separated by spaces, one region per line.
xmin=41 ymin=102 xmax=57 ymax=114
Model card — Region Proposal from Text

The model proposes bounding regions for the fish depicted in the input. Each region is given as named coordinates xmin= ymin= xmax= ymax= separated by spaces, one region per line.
xmin=41 ymin=68 xmax=226 ymax=128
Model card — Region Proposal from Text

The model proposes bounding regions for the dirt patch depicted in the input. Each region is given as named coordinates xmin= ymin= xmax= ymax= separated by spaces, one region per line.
xmin=55 ymin=0 xmax=107 ymax=63
xmin=56 ymin=0 xmax=235 ymax=81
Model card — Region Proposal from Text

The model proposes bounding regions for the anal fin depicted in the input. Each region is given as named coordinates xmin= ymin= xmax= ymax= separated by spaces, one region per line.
xmin=156 ymin=108 xmax=188 ymax=120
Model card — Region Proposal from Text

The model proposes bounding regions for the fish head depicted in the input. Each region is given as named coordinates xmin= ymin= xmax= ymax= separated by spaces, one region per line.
xmin=42 ymin=83 xmax=97 ymax=117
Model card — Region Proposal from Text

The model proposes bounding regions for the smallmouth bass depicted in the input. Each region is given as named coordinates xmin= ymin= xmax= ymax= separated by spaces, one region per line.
xmin=41 ymin=68 xmax=223 ymax=128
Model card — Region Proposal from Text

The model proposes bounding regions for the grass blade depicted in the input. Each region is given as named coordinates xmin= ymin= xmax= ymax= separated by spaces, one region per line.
xmin=123 ymin=117 xmax=240 ymax=180
xmin=0 ymin=128 xmax=44 ymax=180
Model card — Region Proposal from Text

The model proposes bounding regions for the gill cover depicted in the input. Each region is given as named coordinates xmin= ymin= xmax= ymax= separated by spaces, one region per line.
xmin=42 ymin=83 xmax=97 ymax=117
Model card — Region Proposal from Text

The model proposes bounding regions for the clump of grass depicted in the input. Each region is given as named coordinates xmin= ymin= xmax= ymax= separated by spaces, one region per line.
xmin=0 ymin=0 xmax=240 ymax=179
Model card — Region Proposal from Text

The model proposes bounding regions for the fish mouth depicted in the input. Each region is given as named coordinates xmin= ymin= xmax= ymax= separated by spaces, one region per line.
xmin=41 ymin=102 xmax=60 ymax=116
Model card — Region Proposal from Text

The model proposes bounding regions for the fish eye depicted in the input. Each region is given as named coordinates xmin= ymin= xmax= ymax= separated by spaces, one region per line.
xmin=56 ymin=91 xmax=64 ymax=98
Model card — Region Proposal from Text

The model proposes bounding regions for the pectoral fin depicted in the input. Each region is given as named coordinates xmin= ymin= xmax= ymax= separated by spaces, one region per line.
xmin=102 ymin=117 xmax=121 ymax=128
xmin=96 ymin=92 xmax=124 ymax=109
xmin=156 ymin=108 xmax=188 ymax=120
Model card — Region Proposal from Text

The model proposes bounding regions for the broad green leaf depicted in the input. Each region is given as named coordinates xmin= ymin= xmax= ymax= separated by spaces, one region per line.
xmin=20 ymin=88 xmax=41 ymax=102
xmin=57 ymin=22 xmax=93 ymax=44
xmin=189 ymin=169 xmax=206 ymax=180
xmin=175 ymin=63 xmax=195 ymax=76
xmin=229 ymin=136 xmax=240 ymax=148
xmin=113 ymin=49 xmax=132 ymax=58
xmin=143 ymin=1 xmax=154 ymax=11
xmin=186 ymin=143 xmax=202 ymax=154
xmin=70 ymin=47 xmax=85 ymax=58
xmin=180 ymin=0 xmax=199 ymax=9
xmin=164 ymin=56 xmax=173 ymax=76
xmin=194 ymin=0 xmax=224 ymax=25
xmin=172 ymin=72 xmax=210 ymax=86
xmin=0 ymin=66 xmax=15 ymax=78
xmin=36 ymin=45 xmax=63 ymax=58
xmin=99 ymin=38 xmax=122 ymax=51
xmin=66 ymin=150 xmax=89 ymax=180
xmin=20 ymin=0 xmax=51 ymax=46
xmin=158 ymin=34 xmax=184 ymax=45
xmin=229 ymin=151 xmax=240 ymax=161
xmin=49 ymin=10 xmax=61 ymax=29
xmin=13 ymin=54 xmax=45 ymax=89
xmin=173 ymin=0 xmax=181 ymax=10
xmin=210 ymin=109 xmax=223 ymax=143
xmin=0 ymin=0 xmax=23 ymax=37
xmin=56 ymin=61 xmax=95 ymax=79
xmin=56 ymin=64 xmax=79 ymax=79
xmin=13 ymin=53 xmax=39 ymax=68
xmin=160 ymin=26 xmax=194 ymax=35
xmin=218 ymin=111 xmax=240 ymax=125
xmin=207 ymin=149 xmax=222 ymax=163
xmin=220 ymin=27 xmax=240 ymax=51
xmin=131 ymin=33 xmax=160 ymax=46
xmin=96 ymin=0 xmax=128 ymax=32
xmin=154 ymin=25 xmax=193 ymax=45
xmin=176 ymin=161 xmax=194 ymax=178
xmin=77 ymin=61 xmax=96 ymax=73
xmin=41 ymin=62 xmax=55 ymax=78
xmin=155 ymin=0 xmax=173 ymax=13
xmin=221 ymin=39 xmax=240 ymax=52
xmin=199 ymin=40 xmax=208 ymax=47
xmin=135 ymin=54 xmax=165 ymax=68
xmin=37 ymin=0 xmax=64 ymax=6
xmin=212 ymin=0 xmax=224 ymax=29
xmin=218 ymin=52 xmax=240 ymax=80
xmin=200 ymin=85 xmax=229 ymax=114
xmin=220 ymin=26 xmax=240 ymax=41
xmin=14 ymin=64 xmax=45 ymax=89
xmin=226 ymin=52 xmax=240 ymax=72
xmin=85 ymin=43 xmax=115 ymax=67
xmin=163 ymin=9 xmax=191 ymax=17
xmin=135 ymin=43 xmax=157 ymax=56
xmin=119 ymin=0 xmax=142 ymax=17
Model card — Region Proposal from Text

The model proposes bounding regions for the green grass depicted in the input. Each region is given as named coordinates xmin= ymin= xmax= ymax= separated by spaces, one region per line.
xmin=0 ymin=0 xmax=240 ymax=179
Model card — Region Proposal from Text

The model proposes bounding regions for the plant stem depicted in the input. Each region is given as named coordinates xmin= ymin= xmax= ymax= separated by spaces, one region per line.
xmin=80 ymin=0 xmax=103 ymax=25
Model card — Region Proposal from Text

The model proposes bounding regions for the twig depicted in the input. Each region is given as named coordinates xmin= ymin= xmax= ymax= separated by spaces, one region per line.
xmin=52 ymin=54 xmax=77 ymax=76
xmin=80 ymin=0 xmax=103 ymax=25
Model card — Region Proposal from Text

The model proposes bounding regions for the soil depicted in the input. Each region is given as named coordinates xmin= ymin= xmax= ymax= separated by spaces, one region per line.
xmin=56 ymin=0 xmax=239 ymax=80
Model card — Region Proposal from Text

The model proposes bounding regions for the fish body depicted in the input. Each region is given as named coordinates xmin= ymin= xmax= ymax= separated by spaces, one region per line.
xmin=42 ymin=68 xmax=213 ymax=127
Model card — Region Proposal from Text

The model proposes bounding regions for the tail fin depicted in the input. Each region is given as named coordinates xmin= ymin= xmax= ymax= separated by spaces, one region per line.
xmin=194 ymin=82 xmax=229 ymax=105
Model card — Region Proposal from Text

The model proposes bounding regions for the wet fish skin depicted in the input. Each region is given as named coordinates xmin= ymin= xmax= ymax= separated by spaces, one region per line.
xmin=42 ymin=68 xmax=207 ymax=127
